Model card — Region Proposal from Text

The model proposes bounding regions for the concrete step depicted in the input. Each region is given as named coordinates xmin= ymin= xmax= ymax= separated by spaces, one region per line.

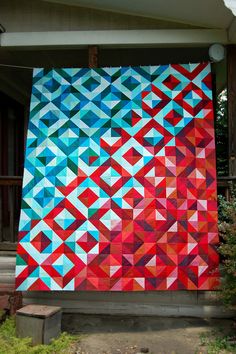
xmin=23 ymin=297 xmax=235 ymax=318
xmin=23 ymin=289 xmax=221 ymax=306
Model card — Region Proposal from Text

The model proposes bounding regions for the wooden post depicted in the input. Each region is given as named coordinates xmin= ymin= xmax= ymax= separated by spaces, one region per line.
xmin=228 ymin=45 xmax=236 ymax=176
xmin=88 ymin=45 xmax=99 ymax=68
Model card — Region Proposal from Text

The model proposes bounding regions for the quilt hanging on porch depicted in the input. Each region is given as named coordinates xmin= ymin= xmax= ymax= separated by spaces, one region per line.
xmin=15 ymin=63 xmax=219 ymax=291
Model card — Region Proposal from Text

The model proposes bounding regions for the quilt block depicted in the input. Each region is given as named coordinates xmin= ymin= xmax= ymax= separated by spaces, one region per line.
xmin=15 ymin=63 xmax=219 ymax=291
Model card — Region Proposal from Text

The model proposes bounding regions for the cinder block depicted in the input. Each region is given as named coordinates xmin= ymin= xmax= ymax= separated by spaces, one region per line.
xmin=16 ymin=304 xmax=61 ymax=345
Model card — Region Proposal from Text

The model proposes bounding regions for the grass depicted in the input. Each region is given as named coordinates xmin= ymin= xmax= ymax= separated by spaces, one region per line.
xmin=199 ymin=330 xmax=236 ymax=354
xmin=0 ymin=316 xmax=80 ymax=354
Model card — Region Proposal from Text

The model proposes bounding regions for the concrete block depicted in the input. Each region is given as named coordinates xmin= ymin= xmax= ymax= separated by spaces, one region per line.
xmin=16 ymin=304 xmax=61 ymax=345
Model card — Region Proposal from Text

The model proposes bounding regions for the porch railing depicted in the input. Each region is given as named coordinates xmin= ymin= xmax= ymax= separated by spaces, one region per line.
xmin=217 ymin=176 xmax=236 ymax=200
xmin=0 ymin=175 xmax=235 ymax=250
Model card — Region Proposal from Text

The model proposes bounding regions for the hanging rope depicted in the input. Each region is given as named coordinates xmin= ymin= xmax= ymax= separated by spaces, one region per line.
xmin=0 ymin=63 xmax=34 ymax=70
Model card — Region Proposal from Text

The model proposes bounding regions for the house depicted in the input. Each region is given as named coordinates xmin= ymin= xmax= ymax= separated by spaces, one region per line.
xmin=0 ymin=0 xmax=235 ymax=317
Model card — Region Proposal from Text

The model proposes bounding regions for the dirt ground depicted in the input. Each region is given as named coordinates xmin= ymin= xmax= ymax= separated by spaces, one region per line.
xmin=62 ymin=314 xmax=234 ymax=354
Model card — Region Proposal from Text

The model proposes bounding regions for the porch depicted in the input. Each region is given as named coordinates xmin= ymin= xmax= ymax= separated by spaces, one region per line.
xmin=0 ymin=0 xmax=236 ymax=317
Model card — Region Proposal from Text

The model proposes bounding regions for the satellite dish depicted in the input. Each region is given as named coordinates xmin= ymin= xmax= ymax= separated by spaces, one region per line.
xmin=209 ymin=44 xmax=225 ymax=63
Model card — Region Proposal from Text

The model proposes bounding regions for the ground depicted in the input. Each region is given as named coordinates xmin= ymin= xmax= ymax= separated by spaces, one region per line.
xmin=62 ymin=315 xmax=234 ymax=354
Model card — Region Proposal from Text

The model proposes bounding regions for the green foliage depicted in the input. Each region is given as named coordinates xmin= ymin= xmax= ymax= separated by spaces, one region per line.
xmin=215 ymin=89 xmax=228 ymax=177
xmin=0 ymin=316 xmax=79 ymax=354
xmin=218 ymin=191 xmax=236 ymax=306
xmin=199 ymin=330 xmax=236 ymax=354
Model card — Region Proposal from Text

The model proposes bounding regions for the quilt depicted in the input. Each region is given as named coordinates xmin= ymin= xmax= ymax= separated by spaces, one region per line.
xmin=15 ymin=63 xmax=219 ymax=291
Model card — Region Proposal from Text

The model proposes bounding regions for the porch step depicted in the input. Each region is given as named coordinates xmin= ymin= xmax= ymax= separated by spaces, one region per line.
xmin=0 ymin=256 xmax=16 ymax=272
xmin=0 ymin=273 xmax=15 ymax=284
xmin=0 ymin=255 xmax=22 ymax=314
xmin=0 ymin=256 xmax=16 ymax=288
xmin=0 ymin=251 xmax=16 ymax=257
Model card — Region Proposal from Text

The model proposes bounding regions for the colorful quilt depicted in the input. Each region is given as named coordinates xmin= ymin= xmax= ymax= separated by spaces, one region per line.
xmin=15 ymin=63 xmax=219 ymax=291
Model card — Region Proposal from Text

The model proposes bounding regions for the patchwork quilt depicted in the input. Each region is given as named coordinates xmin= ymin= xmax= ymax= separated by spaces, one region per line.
xmin=15 ymin=63 xmax=219 ymax=291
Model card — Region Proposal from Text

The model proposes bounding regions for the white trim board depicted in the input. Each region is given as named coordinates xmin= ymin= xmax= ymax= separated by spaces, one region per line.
xmin=0 ymin=29 xmax=228 ymax=48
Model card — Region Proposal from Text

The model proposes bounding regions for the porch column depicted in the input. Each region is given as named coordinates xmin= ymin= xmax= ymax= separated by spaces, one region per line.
xmin=228 ymin=45 xmax=236 ymax=176
xmin=88 ymin=45 xmax=99 ymax=68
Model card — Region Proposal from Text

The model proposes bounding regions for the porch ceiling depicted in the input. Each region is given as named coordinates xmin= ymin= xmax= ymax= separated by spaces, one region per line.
xmin=42 ymin=0 xmax=233 ymax=29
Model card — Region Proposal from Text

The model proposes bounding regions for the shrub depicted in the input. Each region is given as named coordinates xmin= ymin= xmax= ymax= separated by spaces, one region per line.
xmin=218 ymin=191 xmax=236 ymax=306
xmin=0 ymin=316 xmax=79 ymax=354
